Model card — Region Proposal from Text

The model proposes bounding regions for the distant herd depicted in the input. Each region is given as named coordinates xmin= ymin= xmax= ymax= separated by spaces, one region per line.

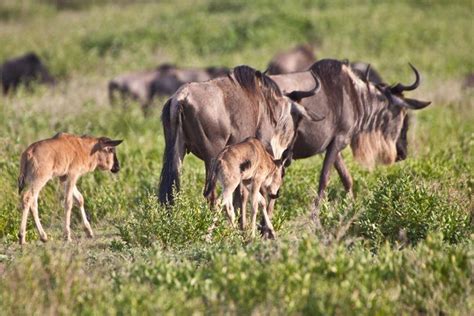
xmin=2 ymin=44 xmax=450 ymax=244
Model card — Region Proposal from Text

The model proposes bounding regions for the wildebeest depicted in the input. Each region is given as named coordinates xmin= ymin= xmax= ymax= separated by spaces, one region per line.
xmin=108 ymin=64 xmax=230 ymax=115
xmin=0 ymin=52 xmax=55 ymax=95
xmin=266 ymin=44 xmax=317 ymax=75
xmin=158 ymin=65 xmax=322 ymax=204
xmin=270 ymin=59 xmax=431 ymax=207
xmin=204 ymin=137 xmax=290 ymax=238
xmin=17 ymin=132 xmax=122 ymax=245
xmin=108 ymin=68 xmax=158 ymax=112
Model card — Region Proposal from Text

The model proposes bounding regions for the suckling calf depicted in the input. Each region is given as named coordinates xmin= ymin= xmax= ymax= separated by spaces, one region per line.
xmin=204 ymin=137 xmax=289 ymax=238
xmin=17 ymin=132 xmax=123 ymax=245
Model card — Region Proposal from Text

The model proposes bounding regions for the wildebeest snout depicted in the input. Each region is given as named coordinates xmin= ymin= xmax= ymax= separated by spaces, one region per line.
xmin=111 ymin=154 xmax=120 ymax=173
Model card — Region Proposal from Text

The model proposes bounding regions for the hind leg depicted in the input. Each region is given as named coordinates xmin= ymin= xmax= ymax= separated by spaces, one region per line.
xmin=19 ymin=189 xmax=33 ymax=245
xmin=63 ymin=176 xmax=78 ymax=242
xmin=30 ymin=190 xmax=48 ymax=242
xmin=221 ymin=186 xmax=237 ymax=226
xmin=73 ymin=186 xmax=94 ymax=238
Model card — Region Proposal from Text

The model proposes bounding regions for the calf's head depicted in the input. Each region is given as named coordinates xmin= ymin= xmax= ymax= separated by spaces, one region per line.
xmin=93 ymin=138 xmax=123 ymax=173
xmin=266 ymin=149 xmax=293 ymax=199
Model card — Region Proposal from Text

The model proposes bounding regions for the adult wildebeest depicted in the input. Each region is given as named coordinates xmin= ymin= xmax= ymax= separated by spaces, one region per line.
xmin=18 ymin=133 xmax=122 ymax=244
xmin=348 ymin=61 xmax=410 ymax=161
xmin=270 ymin=59 xmax=431 ymax=208
xmin=158 ymin=65 xmax=322 ymax=204
xmin=108 ymin=64 xmax=230 ymax=115
xmin=0 ymin=52 xmax=55 ymax=95
xmin=266 ymin=44 xmax=317 ymax=75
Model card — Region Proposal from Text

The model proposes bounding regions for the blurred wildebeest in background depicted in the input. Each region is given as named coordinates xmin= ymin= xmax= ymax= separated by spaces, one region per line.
xmin=108 ymin=68 xmax=158 ymax=113
xmin=0 ymin=52 xmax=55 ymax=95
xmin=462 ymin=73 xmax=474 ymax=89
xmin=158 ymin=65 xmax=322 ymax=204
xmin=266 ymin=44 xmax=316 ymax=75
xmin=270 ymin=59 xmax=431 ymax=208
xmin=108 ymin=64 xmax=230 ymax=115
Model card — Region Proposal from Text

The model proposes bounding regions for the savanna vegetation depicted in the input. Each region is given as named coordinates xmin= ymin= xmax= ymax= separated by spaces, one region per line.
xmin=0 ymin=0 xmax=472 ymax=314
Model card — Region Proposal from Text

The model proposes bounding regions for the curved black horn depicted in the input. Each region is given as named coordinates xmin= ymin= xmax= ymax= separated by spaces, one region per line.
xmin=391 ymin=63 xmax=420 ymax=94
xmin=285 ymin=70 xmax=321 ymax=102
xmin=262 ymin=67 xmax=270 ymax=75
xmin=365 ymin=64 xmax=371 ymax=82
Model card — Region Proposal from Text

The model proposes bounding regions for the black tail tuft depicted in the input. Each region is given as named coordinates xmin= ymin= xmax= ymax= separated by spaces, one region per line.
xmin=158 ymin=98 xmax=185 ymax=204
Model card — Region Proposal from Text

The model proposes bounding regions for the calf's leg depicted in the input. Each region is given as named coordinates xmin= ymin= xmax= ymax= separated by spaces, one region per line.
xmin=31 ymin=190 xmax=48 ymax=242
xmin=73 ymin=186 xmax=94 ymax=238
xmin=63 ymin=177 xmax=78 ymax=242
xmin=19 ymin=189 xmax=33 ymax=245
xmin=259 ymin=194 xmax=276 ymax=239
xmin=249 ymin=183 xmax=263 ymax=238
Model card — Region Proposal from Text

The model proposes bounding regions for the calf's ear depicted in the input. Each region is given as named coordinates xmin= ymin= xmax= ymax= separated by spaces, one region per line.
xmin=101 ymin=139 xmax=123 ymax=147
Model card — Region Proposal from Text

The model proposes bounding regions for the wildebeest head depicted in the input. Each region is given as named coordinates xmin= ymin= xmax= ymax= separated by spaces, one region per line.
xmin=351 ymin=63 xmax=431 ymax=167
xmin=93 ymin=138 xmax=123 ymax=173
xmin=236 ymin=66 xmax=322 ymax=158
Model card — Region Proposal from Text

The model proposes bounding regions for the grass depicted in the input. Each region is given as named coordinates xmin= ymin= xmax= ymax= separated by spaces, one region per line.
xmin=0 ymin=0 xmax=473 ymax=315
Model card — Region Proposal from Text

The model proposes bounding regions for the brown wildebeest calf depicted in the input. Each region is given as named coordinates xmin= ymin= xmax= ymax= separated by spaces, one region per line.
xmin=17 ymin=132 xmax=123 ymax=245
xmin=204 ymin=137 xmax=289 ymax=238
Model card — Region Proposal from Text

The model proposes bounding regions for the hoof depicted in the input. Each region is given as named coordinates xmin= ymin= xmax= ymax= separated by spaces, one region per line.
xmin=40 ymin=235 xmax=48 ymax=243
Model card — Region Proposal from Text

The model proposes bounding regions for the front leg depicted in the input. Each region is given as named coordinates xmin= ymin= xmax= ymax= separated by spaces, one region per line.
xmin=315 ymin=138 xmax=345 ymax=207
xmin=334 ymin=153 xmax=354 ymax=197
xmin=239 ymin=184 xmax=249 ymax=230
xmin=249 ymin=182 xmax=263 ymax=238
xmin=63 ymin=176 xmax=78 ymax=242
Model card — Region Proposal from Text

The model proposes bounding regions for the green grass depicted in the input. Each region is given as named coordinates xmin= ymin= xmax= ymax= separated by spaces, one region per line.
xmin=0 ymin=0 xmax=473 ymax=315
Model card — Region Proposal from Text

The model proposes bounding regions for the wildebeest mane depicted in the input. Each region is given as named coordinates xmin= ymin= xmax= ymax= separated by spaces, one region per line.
xmin=232 ymin=65 xmax=284 ymax=124
xmin=233 ymin=65 xmax=283 ymax=98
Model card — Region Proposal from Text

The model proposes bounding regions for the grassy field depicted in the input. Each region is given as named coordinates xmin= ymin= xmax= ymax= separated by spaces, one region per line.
xmin=0 ymin=0 xmax=473 ymax=314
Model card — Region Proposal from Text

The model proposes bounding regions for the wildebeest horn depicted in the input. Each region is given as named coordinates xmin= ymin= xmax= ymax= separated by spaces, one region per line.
xmin=365 ymin=64 xmax=371 ymax=82
xmin=285 ymin=70 xmax=321 ymax=102
xmin=262 ymin=67 xmax=270 ymax=75
xmin=390 ymin=63 xmax=420 ymax=94
xmin=403 ymin=98 xmax=431 ymax=109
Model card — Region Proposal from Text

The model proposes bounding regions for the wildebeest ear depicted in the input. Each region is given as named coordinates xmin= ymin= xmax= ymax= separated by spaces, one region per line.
xmin=100 ymin=139 xmax=123 ymax=147
xmin=281 ymin=148 xmax=293 ymax=168
xmin=290 ymin=103 xmax=324 ymax=122
xmin=403 ymin=98 xmax=431 ymax=110
xmin=285 ymin=70 xmax=321 ymax=102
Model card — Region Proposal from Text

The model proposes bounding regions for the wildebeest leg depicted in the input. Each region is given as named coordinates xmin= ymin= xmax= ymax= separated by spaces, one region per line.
xmin=73 ymin=186 xmax=94 ymax=238
xmin=259 ymin=193 xmax=276 ymax=239
xmin=19 ymin=189 xmax=33 ymax=245
xmin=63 ymin=177 xmax=78 ymax=242
xmin=239 ymin=184 xmax=249 ymax=230
xmin=334 ymin=153 xmax=353 ymax=196
xmin=315 ymin=139 xmax=343 ymax=207
xmin=221 ymin=185 xmax=238 ymax=226
xmin=260 ymin=197 xmax=276 ymax=238
xmin=250 ymin=182 xmax=263 ymax=238
xmin=30 ymin=189 xmax=48 ymax=243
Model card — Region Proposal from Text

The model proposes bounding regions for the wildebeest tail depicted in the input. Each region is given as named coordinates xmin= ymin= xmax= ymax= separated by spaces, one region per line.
xmin=203 ymin=158 xmax=220 ymax=199
xmin=18 ymin=153 xmax=28 ymax=194
xmin=158 ymin=97 xmax=185 ymax=204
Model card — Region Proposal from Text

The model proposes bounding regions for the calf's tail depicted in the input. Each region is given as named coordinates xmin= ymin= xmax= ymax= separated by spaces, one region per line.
xmin=18 ymin=153 xmax=28 ymax=194
xmin=203 ymin=158 xmax=219 ymax=200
